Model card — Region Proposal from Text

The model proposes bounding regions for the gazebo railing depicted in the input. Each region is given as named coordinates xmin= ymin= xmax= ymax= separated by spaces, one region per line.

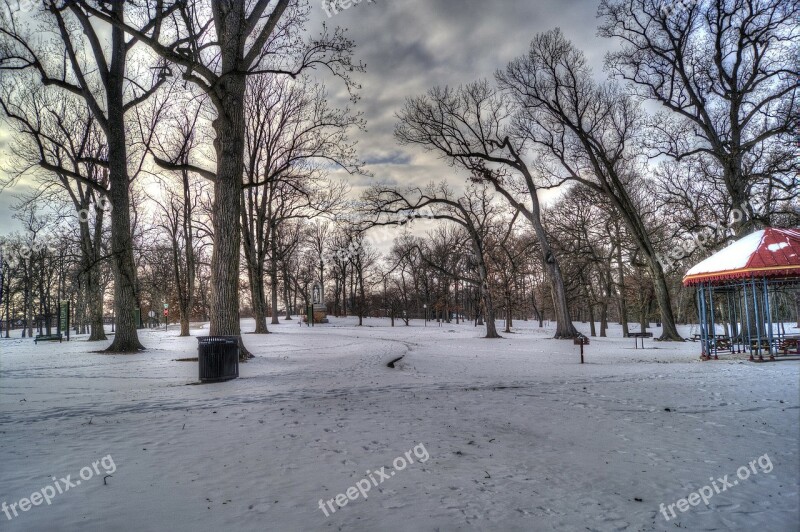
xmin=695 ymin=277 xmax=800 ymax=361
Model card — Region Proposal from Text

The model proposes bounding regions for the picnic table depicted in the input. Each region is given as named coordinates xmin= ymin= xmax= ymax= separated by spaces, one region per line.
xmin=630 ymin=332 xmax=653 ymax=349
xmin=776 ymin=336 xmax=800 ymax=355
xmin=691 ymin=334 xmax=731 ymax=350
xmin=692 ymin=333 xmax=728 ymax=341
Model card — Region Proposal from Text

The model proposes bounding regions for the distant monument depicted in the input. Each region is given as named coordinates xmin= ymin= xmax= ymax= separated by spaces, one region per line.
xmin=310 ymin=281 xmax=329 ymax=324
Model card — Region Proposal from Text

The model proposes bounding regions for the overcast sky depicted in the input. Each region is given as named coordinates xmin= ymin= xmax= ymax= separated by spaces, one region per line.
xmin=312 ymin=0 xmax=613 ymax=188
xmin=0 ymin=0 xmax=616 ymax=236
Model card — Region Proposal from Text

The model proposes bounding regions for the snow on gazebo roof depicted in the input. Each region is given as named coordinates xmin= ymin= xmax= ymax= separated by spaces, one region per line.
xmin=683 ymin=227 xmax=800 ymax=286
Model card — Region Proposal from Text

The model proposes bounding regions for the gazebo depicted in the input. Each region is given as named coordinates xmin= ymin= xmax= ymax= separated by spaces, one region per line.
xmin=683 ymin=227 xmax=800 ymax=361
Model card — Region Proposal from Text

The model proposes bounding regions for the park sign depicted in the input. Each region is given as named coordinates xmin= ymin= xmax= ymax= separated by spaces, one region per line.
xmin=59 ymin=301 xmax=70 ymax=341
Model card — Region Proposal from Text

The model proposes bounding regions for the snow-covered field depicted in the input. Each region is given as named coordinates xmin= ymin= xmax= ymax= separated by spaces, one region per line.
xmin=1 ymin=318 xmax=798 ymax=531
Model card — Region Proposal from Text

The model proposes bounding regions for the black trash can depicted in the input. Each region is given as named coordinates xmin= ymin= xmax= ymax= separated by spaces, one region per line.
xmin=197 ymin=336 xmax=240 ymax=383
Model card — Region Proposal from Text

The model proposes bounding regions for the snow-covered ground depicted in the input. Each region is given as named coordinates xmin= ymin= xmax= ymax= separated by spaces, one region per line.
xmin=1 ymin=318 xmax=798 ymax=531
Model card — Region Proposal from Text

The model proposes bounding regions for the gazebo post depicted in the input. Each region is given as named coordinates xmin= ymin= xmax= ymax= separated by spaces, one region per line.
xmin=709 ymin=283 xmax=718 ymax=360
xmin=699 ymin=283 xmax=710 ymax=360
xmin=723 ymin=292 xmax=731 ymax=344
xmin=697 ymin=285 xmax=704 ymax=358
xmin=751 ymin=277 xmax=763 ymax=361
xmin=735 ymin=285 xmax=743 ymax=354
xmin=763 ymin=277 xmax=774 ymax=360
xmin=695 ymin=287 xmax=702 ymax=357
xmin=743 ymin=281 xmax=754 ymax=361
xmin=729 ymin=289 xmax=739 ymax=353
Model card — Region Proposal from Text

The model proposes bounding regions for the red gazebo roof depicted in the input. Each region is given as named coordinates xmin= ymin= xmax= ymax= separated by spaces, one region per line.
xmin=683 ymin=227 xmax=800 ymax=286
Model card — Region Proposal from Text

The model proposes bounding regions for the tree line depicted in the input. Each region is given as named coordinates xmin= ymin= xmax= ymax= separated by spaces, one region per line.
xmin=0 ymin=0 xmax=796 ymax=349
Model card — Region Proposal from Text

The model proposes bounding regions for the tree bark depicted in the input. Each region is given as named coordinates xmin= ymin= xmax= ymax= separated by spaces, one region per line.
xmin=283 ymin=267 xmax=292 ymax=319
xmin=105 ymin=5 xmax=143 ymax=352
xmin=504 ymin=296 xmax=512 ymax=333
xmin=520 ymin=200 xmax=577 ymax=339
xmin=247 ymin=263 xmax=269 ymax=334
xmin=208 ymin=7 xmax=249 ymax=356
xmin=474 ymin=245 xmax=500 ymax=339
xmin=270 ymin=228 xmax=280 ymax=325
xmin=86 ymin=205 xmax=107 ymax=341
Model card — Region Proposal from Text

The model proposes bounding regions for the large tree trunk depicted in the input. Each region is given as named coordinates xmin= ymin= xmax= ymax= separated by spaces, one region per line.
xmin=175 ymin=249 xmax=191 ymax=338
xmin=241 ymin=208 xmax=268 ymax=334
xmin=209 ymin=15 xmax=248 ymax=356
xmin=527 ymin=216 xmax=576 ymax=338
xmin=178 ymin=171 xmax=196 ymax=338
xmin=481 ymin=284 xmax=500 ymax=339
xmin=105 ymin=8 xmax=143 ymax=352
xmin=270 ymin=259 xmax=280 ymax=326
xmin=517 ymin=167 xmax=577 ymax=339
xmin=209 ymin=160 xmax=245 ymax=342
xmin=86 ymin=207 xmax=107 ymax=341
xmin=105 ymin=178 xmax=142 ymax=352
xmin=283 ymin=268 xmax=292 ymax=320
xmin=607 ymin=188 xmax=682 ymax=341
xmin=476 ymin=257 xmax=500 ymax=339
xmin=599 ymin=266 xmax=611 ymax=337
xmin=646 ymin=255 xmax=682 ymax=341
xmin=87 ymin=270 xmax=106 ymax=341
xmin=504 ymin=295 xmax=512 ymax=333
xmin=626 ymin=228 xmax=681 ymax=341
xmin=247 ymin=262 xmax=269 ymax=334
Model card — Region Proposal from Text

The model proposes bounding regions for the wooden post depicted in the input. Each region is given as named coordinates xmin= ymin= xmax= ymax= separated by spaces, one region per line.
xmin=574 ymin=336 xmax=588 ymax=363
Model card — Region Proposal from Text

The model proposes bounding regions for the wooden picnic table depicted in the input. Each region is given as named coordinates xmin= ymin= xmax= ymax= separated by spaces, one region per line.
xmin=776 ymin=335 xmax=800 ymax=355
xmin=630 ymin=332 xmax=653 ymax=349
xmin=692 ymin=333 xmax=728 ymax=341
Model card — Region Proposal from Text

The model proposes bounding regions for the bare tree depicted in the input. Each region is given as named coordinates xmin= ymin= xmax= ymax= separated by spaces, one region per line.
xmin=0 ymin=85 xmax=112 ymax=341
xmin=148 ymin=99 xmax=209 ymax=336
xmin=76 ymin=0 xmax=362 ymax=353
xmin=396 ymin=81 xmax=578 ymax=338
xmin=365 ymin=182 xmax=503 ymax=338
xmin=0 ymin=1 xmax=171 ymax=351
xmin=239 ymin=74 xmax=359 ymax=332
xmin=497 ymin=29 xmax=682 ymax=341
xmin=599 ymin=0 xmax=799 ymax=236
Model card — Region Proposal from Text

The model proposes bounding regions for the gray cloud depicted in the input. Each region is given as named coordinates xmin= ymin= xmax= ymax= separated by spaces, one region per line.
xmin=312 ymin=0 xmax=614 ymax=248
xmin=0 ymin=0 xmax=614 ymax=238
